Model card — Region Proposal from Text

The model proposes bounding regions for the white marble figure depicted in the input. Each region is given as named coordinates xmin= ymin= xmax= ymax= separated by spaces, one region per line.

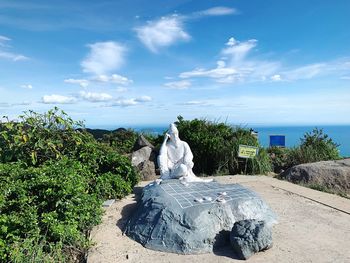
xmin=158 ymin=123 xmax=212 ymax=183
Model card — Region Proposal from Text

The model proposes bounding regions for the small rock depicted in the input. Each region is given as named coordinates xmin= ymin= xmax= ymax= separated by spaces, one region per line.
xmin=102 ymin=199 xmax=115 ymax=207
xmin=230 ymin=219 xmax=272 ymax=260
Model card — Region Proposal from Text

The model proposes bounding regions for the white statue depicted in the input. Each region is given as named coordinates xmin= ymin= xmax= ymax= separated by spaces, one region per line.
xmin=158 ymin=123 xmax=212 ymax=183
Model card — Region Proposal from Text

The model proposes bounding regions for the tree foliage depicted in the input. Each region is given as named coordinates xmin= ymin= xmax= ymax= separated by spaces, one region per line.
xmin=175 ymin=116 xmax=272 ymax=175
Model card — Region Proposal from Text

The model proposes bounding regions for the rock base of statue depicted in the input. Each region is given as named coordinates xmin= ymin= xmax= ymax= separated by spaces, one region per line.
xmin=125 ymin=179 xmax=277 ymax=254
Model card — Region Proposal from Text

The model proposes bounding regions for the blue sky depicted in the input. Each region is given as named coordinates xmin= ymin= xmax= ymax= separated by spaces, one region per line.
xmin=1 ymin=0 xmax=350 ymax=127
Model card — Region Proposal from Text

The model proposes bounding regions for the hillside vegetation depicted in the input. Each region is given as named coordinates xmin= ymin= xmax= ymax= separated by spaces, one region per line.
xmin=0 ymin=108 xmax=138 ymax=262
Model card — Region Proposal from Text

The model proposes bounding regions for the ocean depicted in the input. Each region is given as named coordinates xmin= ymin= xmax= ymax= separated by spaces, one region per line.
xmin=96 ymin=125 xmax=350 ymax=157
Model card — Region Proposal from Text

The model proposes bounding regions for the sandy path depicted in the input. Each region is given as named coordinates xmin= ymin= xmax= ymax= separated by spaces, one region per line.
xmin=87 ymin=176 xmax=350 ymax=263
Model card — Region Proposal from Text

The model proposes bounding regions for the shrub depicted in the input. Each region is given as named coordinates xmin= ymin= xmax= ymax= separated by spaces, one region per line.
xmin=102 ymin=128 xmax=138 ymax=154
xmin=0 ymin=108 xmax=139 ymax=200
xmin=0 ymin=159 xmax=102 ymax=262
xmin=0 ymin=107 xmax=92 ymax=166
xmin=267 ymin=146 xmax=290 ymax=173
xmin=175 ymin=116 xmax=271 ymax=175
xmin=0 ymin=108 xmax=139 ymax=262
xmin=286 ymin=128 xmax=341 ymax=167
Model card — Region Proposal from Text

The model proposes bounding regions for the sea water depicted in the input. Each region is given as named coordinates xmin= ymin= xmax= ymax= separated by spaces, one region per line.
xmin=97 ymin=125 xmax=350 ymax=157
xmin=252 ymin=125 xmax=350 ymax=157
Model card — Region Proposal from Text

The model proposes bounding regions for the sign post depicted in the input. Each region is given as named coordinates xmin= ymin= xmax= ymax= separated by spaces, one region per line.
xmin=238 ymin=145 xmax=259 ymax=174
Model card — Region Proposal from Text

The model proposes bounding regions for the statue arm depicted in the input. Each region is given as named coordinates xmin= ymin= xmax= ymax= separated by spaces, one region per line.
xmin=183 ymin=142 xmax=194 ymax=168
xmin=158 ymin=134 xmax=170 ymax=178
xmin=159 ymin=133 xmax=170 ymax=156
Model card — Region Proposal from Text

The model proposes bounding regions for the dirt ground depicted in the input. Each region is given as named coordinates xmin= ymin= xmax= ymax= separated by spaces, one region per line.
xmin=87 ymin=175 xmax=350 ymax=263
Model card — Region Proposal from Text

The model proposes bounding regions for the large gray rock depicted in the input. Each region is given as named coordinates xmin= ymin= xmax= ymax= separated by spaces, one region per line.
xmin=133 ymin=134 xmax=154 ymax=151
xmin=131 ymin=146 xmax=152 ymax=167
xmin=131 ymin=146 xmax=158 ymax=181
xmin=280 ymin=158 xmax=350 ymax=195
xmin=125 ymin=180 xmax=277 ymax=254
xmin=230 ymin=219 xmax=272 ymax=260
xmin=137 ymin=160 xmax=157 ymax=181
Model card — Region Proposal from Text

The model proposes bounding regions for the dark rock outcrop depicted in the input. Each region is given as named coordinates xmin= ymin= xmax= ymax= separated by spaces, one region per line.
xmin=280 ymin=159 xmax=350 ymax=195
xmin=230 ymin=219 xmax=272 ymax=260
xmin=133 ymin=134 xmax=154 ymax=151
xmin=131 ymin=135 xmax=158 ymax=180
xmin=131 ymin=146 xmax=157 ymax=181
xmin=136 ymin=159 xmax=157 ymax=181
xmin=131 ymin=146 xmax=153 ymax=167
xmin=125 ymin=180 xmax=277 ymax=254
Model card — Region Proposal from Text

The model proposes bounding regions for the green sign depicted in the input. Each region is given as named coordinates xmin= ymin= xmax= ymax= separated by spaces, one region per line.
xmin=238 ymin=145 xmax=258 ymax=159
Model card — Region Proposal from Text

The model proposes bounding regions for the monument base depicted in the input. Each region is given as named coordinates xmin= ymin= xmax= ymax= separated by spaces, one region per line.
xmin=125 ymin=179 xmax=277 ymax=254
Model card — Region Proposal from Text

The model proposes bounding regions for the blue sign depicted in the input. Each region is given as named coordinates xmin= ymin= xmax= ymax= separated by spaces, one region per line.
xmin=269 ymin=135 xmax=286 ymax=147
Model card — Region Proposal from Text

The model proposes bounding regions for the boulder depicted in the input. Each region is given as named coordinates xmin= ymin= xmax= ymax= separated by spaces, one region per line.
xmin=133 ymin=134 xmax=154 ymax=151
xmin=131 ymin=146 xmax=152 ymax=167
xmin=230 ymin=219 xmax=272 ymax=260
xmin=137 ymin=160 xmax=157 ymax=181
xmin=280 ymin=158 xmax=350 ymax=195
xmin=131 ymin=146 xmax=158 ymax=180
xmin=125 ymin=180 xmax=277 ymax=254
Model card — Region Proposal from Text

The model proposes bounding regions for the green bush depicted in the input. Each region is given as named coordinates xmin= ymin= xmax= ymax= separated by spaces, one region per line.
xmin=0 ymin=108 xmax=139 ymax=262
xmin=0 ymin=108 xmax=139 ymax=199
xmin=175 ymin=116 xmax=271 ymax=175
xmin=0 ymin=107 xmax=92 ymax=166
xmin=102 ymin=128 xmax=138 ymax=154
xmin=0 ymin=159 xmax=102 ymax=262
xmin=267 ymin=146 xmax=290 ymax=173
xmin=286 ymin=128 xmax=340 ymax=167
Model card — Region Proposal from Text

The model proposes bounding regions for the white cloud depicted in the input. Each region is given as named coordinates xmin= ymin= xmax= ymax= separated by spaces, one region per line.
xmin=79 ymin=91 xmax=113 ymax=102
xmin=282 ymin=63 xmax=325 ymax=80
xmin=180 ymin=66 xmax=237 ymax=79
xmin=42 ymin=94 xmax=77 ymax=104
xmin=12 ymin=101 xmax=31 ymax=106
xmin=0 ymin=35 xmax=28 ymax=61
xmin=135 ymin=96 xmax=152 ymax=102
xmin=93 ymin=74 xmax=132 ymax=85
xmin=0 ymin=52 xmax=28 ymax=61
xmin=180 ymin=60 xmax=238 ymax=82
xmin=110 ymin=96 xmax=152 ymax=107
xmin=222 ymin=37 xmax=257 ymax=63
xmin=270 ymin=74 xmax=282 ymax=81
xmin=116 ymin=86 xmax=128 ymax=92
xmin=0 ymin=35 xmax=11 ymax=46
xmin=135 ymin=15 xmax=190 ymax=53
xmin=164 ymin=80 xmax=191 ymax=89
xmin=196 ymin=7 xmax=237 ymax=16
xmin=179 ymin=37 xmax=281 ymax=84
xmin=182 ymin=100 xmax=209 ymax=106
xmin=64 ymin=78 xmax=89 ymax=88
xmin=81 ymin=41 xmax=126 ymax=75
xmin=20 ymin=84 xmax=33 ymax=89
xmin=112 ymin=98 xmax=138 ymax=107
xmin=0 ymin=101 xmax=31 ymax=107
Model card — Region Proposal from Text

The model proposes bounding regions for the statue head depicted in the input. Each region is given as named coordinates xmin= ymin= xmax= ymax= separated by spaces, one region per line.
xmin=168 ymin=123 xmax=179 ymax=142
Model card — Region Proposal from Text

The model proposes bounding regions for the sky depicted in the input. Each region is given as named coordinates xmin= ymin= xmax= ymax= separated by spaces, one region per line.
xmin=1 ymin=0 xmax=350 ymax=127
